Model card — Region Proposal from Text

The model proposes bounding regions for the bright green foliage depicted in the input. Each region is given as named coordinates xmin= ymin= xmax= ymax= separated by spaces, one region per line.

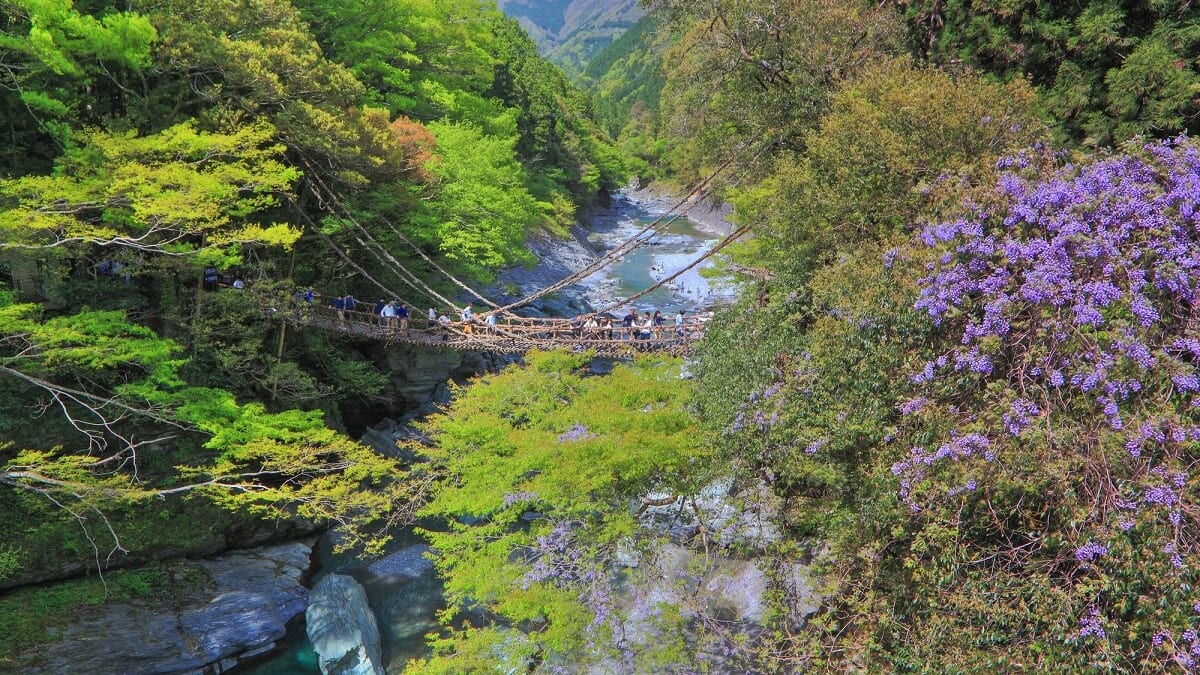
xmin=0 ymin=0 xmax=157 ymax=169
xmin=409 ymin=350 xmax=710 ymax=672
xmin=294 ymin=0 xmax=497 ymax=119
xmin=900 ymin=0 xmax=1200 ymax=145
xmin=0 ymin=0 xmax=155 ymax=77
xmin=413 ymin=120 xmax=547 ymax=276
xmin=0 ymin=303 xmax=410 ymax=558
xmin=0 ymin=120 xmax=300 ymax=258
xmin=730 ymin=59 xmax=1046 ymax=284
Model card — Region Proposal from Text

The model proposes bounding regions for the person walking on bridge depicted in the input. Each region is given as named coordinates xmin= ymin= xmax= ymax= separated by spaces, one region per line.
xmin=374 ymin=298 xmax=387 ymax=327
xmin=397 ymin=303 xmax=409 ymax=329
xmin=622 ymin=308 xmax=637 ymax=340
xmin=381 ymin=301 xmax=397 ymax=330
xmin=427 ymin=307 xmax=437 ymax=330
xmin=461 ymin=304 xmax=474 ymax=335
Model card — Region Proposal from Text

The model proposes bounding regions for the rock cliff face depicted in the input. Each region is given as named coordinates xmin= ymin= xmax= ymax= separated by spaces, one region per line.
xmin=11 ymin=541 xmax=314 ymax=675
xmin=306 ymin=574 xmax=385 ymax=675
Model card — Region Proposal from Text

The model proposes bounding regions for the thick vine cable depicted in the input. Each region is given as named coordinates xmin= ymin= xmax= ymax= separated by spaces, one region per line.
xmin=296 ymin=155 xmax=483 ymax=311
xmin=293 ymin=141 xmax=751 ymax=318
xmin=488 ymin=148 xmax=746 ymax=315
xmin=597 ymin=225 xmax=750 ymax=313
xmin=289 ymin=197 xmax=430 ymax=309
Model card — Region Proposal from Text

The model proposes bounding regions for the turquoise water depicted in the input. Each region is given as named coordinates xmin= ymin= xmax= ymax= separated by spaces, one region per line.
xmin=588 ymin=210 xmax=734 ymax=315
xmin=229 ymin=200 xmax=729 ymax=674
xmin=236 ymin=621 xmax=320 ymax=674
xmin=229 ymin=530 xmax=444 ymax=674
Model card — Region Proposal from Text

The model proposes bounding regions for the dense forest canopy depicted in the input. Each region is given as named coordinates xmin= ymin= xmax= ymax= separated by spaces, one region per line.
xmin=8 ymin=0 xmax=1200 ymax=672
xmin=0 ymin=0 xmax=621 ymax=595
xmin=410 ymin=0 xmax=1200 ymax=671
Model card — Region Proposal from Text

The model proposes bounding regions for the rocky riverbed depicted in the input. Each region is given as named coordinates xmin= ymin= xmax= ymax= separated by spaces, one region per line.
xmin=8 ymin=541 xmax=315 ymax=674
xmin=486 ymin=187 xmax=738 ymax=318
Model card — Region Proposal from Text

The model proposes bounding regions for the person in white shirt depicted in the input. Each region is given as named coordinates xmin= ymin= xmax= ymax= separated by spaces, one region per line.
xmin=460 ymin=304 xmax=474 ymax=334
xmin=428 ymin=307 xmax=437 ymax=330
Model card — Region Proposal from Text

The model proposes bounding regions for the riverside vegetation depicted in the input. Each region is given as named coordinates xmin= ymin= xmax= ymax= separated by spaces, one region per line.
xmin=5 ymin=0 xmax=1200 ymax=673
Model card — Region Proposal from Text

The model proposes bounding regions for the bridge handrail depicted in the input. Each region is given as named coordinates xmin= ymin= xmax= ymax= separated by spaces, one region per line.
xmin=262 ymin=288 xmax=706 ymax=353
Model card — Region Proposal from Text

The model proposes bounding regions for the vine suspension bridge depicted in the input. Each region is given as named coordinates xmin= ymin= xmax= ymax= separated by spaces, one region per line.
xmin=282 ymin=300 xmax=708 ymax=358
xmin=270 ymin=150 xmax=751 ymax=357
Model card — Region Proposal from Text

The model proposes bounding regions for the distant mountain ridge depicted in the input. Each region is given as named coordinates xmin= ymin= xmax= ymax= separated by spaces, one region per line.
xmin=496 ymin=0 xmax=643 ymax=79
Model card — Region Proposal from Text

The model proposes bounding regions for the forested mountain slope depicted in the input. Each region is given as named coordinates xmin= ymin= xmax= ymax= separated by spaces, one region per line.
xmin=497 ymin=0 xmax=643 ymax=78
xmin=0 ymin=0 xmax=618 ymax=615
xmin=401 ymin=1 xmax=1200 ymax=671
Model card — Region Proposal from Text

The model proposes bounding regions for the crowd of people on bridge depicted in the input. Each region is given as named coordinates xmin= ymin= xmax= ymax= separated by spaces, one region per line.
xmin=295 ymin=289 xmax=699 ymax=346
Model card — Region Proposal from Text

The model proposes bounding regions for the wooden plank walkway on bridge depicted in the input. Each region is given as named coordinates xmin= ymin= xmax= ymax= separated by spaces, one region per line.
xmin=282 ymin=303 xmax=707 ymax=357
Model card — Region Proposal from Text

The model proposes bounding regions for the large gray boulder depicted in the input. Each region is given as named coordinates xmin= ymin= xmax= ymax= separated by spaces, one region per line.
xmin=306 ymin=574 xmax=385 ymax=675
xmin=13 ymin=541 xmax=313 ymax=674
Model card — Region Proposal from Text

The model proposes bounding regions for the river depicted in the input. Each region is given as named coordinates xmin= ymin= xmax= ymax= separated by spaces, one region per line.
xmin=233 ymin=190 xmax=734 ymax=673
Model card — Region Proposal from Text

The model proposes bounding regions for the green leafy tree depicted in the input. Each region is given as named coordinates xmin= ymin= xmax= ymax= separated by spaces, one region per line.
xmin=411 ymin=119 xmax=549 ymax=278
xmin=730 ymin=58 xmax=1045 ymax=284
xmin=651 ymin=0 xmax=904 ymax=183
xmin=409 ymin=351 xmax=711 ymax=673
xmin=0 ymin=119 xmax=299 ymax=256
xmin=0 ymin=0 xmax=157 ymax=171
xmin=0 ymin=302 xmax=415 ymax=562
xmin=898 ymin=0 xmax=1200 ymax=145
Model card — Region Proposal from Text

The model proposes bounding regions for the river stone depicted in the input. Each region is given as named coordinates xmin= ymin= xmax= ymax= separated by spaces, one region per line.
xmin=365 ymin=544 xmax=433 ymax=580
xmin=306 ymin=574 xmax=385 ymax=675
xmin=14 ymin=541 xmax=313 ymax=675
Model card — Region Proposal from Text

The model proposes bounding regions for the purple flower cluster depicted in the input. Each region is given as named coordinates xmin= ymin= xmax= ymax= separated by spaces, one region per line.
xmin=503 ymin=491 xmax=538 ymax=508
xmin=902 ymin=138 xmax=1200 ymax=653
xmin=729 ymin=367 xmax=796 ymax=435
xmin=892 ymin=433 xmax=991 ymax=508
xmin=915 ymin=141 xmax=1200 ymax=433
xmin=558 ymin=424 xmax=596 ymax=443
xmin=1078 ymin=607 xmax=1107 ymax=640
xmin=1002 ymin=398 xmax=1039 ymax=436
xmin=522 ymin=520 xmax=613 ymax=632
xmin=1074 ymin=541 xmax=1108 ymax=563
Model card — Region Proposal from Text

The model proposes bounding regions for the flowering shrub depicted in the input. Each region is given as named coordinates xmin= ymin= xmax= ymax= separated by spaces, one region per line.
xmin=904 ymin=137 xmax=1200 ymax=668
